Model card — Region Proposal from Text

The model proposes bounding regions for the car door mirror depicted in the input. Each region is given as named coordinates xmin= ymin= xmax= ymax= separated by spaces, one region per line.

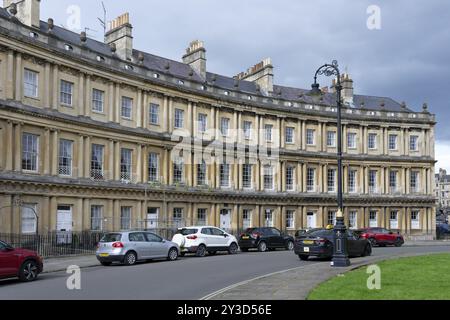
xmin=224 ymin=234 xmax=229 ymax=238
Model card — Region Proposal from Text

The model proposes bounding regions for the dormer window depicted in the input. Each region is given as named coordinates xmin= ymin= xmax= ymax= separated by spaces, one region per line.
xmin=64 ymin=44 xmax=73 ymax=51
xmin=96 ymin=55 xmax=105 ymax=62
xmin=201 ymin=85 xmax=207 ymax=91
xmin=29 ymin=32 xmax=39 ymax=39
xmin=177 ymin=80 xmax=184 ymax=85
xmin=153 ymin=73 xmax=160 ymax=79
xmin=368 ymin=111 xmax=376 ymax=116
xmin=247 ymin=95 xmax=252 ymax=100
xmin=125 ymin=64 xmax=134 ymax=71
xmin=224 ymin=91 xmax=230 ymax=96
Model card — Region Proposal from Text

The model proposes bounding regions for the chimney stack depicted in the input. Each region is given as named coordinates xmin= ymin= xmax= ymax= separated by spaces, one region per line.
xmin=4 ymin=0 xmax=41 ymax=28
xmin=105 ymin=13 xmax=133 ymax=61
xmin=341 ymin=73 xmax=354 ymax=105
xmin=235 ymin=58 xmax=274 ymax=95
xmin=182 ymin=40 xmax=207 ymax=79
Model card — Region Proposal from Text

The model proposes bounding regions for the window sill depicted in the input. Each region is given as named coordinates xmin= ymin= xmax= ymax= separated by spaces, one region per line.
xmin=92 ymin=110 xmax=105 ymax=115
xmin=60 ymin=103 xmax=74 ymax=108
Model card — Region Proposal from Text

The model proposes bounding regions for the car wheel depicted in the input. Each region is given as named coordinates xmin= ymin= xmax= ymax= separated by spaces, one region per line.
xmin=228 ymin=242 xmax=238 ymax=255
xmin=19 ymin=260 xmax=39 ymax=282
xmin=123 ymin=251 xmax=137 ymax=266
xmin=299 ymin=255 xmax=309 ymax=261
xmin=286 ymin=240 xmax=294 ymax=251
xmin=369 ymin=238 xmax=377 ymax=246
xmin=258 ymin=241 xmax=267 ymax=252
xmin=362 ymin=244 xmax=372 ymax=257
xmin=208 ymin=251 xmax=217 ymax=255
xmin=394 ymin=238 xmax=403 ymax=247
xmin=167 ymin=247 xmax=179 ymax=261
xmin=196 ymin=244 xmax=207 ymax=257
xmin=100 ymin=261 xmax=112 ymax=266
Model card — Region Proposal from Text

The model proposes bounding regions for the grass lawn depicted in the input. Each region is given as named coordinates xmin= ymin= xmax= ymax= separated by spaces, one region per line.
xmin=308 ymin=253 xmax=450 ymax=300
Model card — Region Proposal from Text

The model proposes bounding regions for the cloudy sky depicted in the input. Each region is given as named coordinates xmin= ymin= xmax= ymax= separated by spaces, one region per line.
xmin=39 ymin=0 xmax=450 ymax=172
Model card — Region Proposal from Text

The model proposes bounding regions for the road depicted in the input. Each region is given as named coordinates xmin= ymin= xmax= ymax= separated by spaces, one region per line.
xmin=0 ymin=246 xmax=448 ymax=300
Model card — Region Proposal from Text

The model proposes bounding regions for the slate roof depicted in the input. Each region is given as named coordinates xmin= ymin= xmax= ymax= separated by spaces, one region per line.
xmin=1 ymin=7 xmax=414 ymax=113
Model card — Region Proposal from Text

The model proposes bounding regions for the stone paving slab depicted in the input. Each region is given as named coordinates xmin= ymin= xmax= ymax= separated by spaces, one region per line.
xmin=42 ymin=255 xmax=98 ymax=273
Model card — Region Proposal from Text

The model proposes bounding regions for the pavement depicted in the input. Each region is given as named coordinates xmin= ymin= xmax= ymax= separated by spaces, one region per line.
xmin=1 ymin=244 xmax=448 ymax=300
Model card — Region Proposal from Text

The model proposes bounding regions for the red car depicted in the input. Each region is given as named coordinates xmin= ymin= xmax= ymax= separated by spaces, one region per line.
xmin=0 ymin=240 xmax=43 ymax=282
xmin=358 ymin=228 xmax=404 ymax=247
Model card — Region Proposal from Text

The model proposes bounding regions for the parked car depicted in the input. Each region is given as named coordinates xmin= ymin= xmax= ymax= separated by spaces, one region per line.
xmin=294 ymin=228 xmax=372 ymax=261
xmin=0 ymin=240 xmax=43 ymax=282
xmin=171 ymin=226 xmax=239 ymax=257
xmin=238 ymin=227 xmax=295 ymax=252
xmin=96 ymin=231 xmax=180 ymax=266
xmin=357 ymin=228 xmax=404 ymax=247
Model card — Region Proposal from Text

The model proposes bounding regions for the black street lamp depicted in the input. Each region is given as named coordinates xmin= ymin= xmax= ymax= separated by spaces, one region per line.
xmin=310 ymin=60 xmax=350 ymax=267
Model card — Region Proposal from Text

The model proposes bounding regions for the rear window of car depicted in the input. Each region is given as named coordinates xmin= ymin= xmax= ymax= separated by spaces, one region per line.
xmin=178 ymin=228 xmax=198 ymax=236
xmin=100 ymin=233 xmax=122 ymax=242
xmin=306 ymin=229 xmax=333 ymax=237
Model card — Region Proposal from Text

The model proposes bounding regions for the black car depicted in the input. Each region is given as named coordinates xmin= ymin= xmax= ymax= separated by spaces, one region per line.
xmin=238 ymin=227 xmax=295 ymax=252
xmin=294 ymin=228 xmax=372 ymax=261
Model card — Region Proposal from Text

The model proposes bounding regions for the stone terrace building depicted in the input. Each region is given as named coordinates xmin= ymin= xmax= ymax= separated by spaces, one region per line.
xmin=0 ymin=1 xmax=436 ymax=239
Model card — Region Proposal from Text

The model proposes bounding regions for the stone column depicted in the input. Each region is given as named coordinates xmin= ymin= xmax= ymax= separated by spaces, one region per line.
xmin=78 ymin=72 xmax=85 ymax=116
xmin=49 ymin=196 xmax=58 ymax=231
xmin=5 ymin=121 xmax=13 ymax=171
xmin=77 ymin=135 xmax=84 ymax=178
xmin=108 ymin=81 xmax=115 ymax=122
xmin=114 ymin=83 xmax=121 ymax=122
xmin=279 ymin=117 xmax=284 ymax=149
xmin=192 ymin=103 xmax=198 ymax=138
xmin=14 ymin=52 xmax=22 ymax=101
xmin=162 ymin=96 xmax=169 ymax=133
xmin=297 ymin=162 xmax=303 ymax=192
xmin=82 ymin=198 xmax=91 ymax=230
xmin=114 ymin=141 xmax=121 ymax=181
xmin=51 ymin=130 xmax=59 ymax=175
xmin=84 ymin=136 xmax=91 ymax=178
xmin=52 ymin=64 xmax=59 ymax=109
xmin=168 ymin=96 xmax=174 ymax=133
xmin=43 ymin=62 xmax=51 ymax=108
xmin=136 ymin=144 xmax=143 ymax=183
xmin=298 ymin=120 xmax=303 ymax=150
xmin=136 ymin=89 xmax=143 ymax=128
xmin=6 ymin=50 xmax=14 ymax=100
xmin=84 ymin=74 xmax=91 ymax=117
xmin=13 ymin=122 xmax=22 ymax=172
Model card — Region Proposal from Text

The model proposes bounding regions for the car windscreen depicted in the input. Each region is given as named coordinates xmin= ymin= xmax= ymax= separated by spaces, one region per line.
xmin=100 ymin=233 xmax=122 ymax=242
xmin=305 ymin=230 xmax=333 ymax=237
xmin=177 ymin=229 xmax=198 ymax=236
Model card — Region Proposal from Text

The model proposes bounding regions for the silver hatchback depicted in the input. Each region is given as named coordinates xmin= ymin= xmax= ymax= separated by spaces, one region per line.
xmin=96 ymin=231 xmax=180 ymax=266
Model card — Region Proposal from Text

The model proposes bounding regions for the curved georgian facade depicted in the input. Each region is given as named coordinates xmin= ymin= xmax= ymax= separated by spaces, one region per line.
xmin=0 ymin=2 xmax=436 ymax=239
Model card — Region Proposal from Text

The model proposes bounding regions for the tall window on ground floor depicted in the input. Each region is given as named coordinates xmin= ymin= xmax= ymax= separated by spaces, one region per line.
xmin=349 ymin=211 xmax=357 ymax=229
xmin=173 ymin=208 xmax=184 ymax=228
xmin=390 ymin=210 xmax=399 ymax=229
xmin=197 ymin=208 xmax=207 ymax=226
xmin=411 ymin=210 xmax=420 ymax=229
xmin=327 ymin=211 xmax=336 ymax=226
xmin=286 ymin=210 xmax=295 ymax=229
xmin=21 ymin=204 xmax=37 ymax=234
xmin=243 ymin=209 xmax=252 ymax=229
xmin=264 ymin=209 xmax=273 ymax=227
xmin=91 ymin=205 xmax=103 ymax=231
xmin=120 ymin=207 xmax=132 ymax=230
xmin=369 ymin=211 xmax=378 ymax=228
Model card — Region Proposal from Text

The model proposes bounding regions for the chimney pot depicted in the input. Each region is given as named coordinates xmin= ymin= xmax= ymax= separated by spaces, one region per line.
xmin=9 ymin=2 xmax=17 ymax=15
xmin=235 ymin=58 xmax=274 ymax=94
xmin=80 ymin=31 xmax=87 ymax=43
xmin=47 ymin=18 xmax=54 ymax=31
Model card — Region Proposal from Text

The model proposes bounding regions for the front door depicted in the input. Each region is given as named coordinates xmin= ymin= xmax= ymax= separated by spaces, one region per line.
xmin=57 ymin=205 xmax=73 ymax=244
xmin=146 ymin=208 xmax=159 ymax=230
xmin=306 ymin=213 xmax=316 ymax=229
xmin=220 ymin=209 xmax=231 ymax=232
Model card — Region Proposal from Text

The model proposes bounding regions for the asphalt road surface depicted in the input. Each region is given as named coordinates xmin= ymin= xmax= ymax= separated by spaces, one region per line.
xmin=0 ymin=246 xmax=448 ymax=300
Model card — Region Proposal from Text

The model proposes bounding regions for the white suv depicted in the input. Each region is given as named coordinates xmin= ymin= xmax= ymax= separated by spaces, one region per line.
xmin=171 ymin=226 xmax=239 ymax=257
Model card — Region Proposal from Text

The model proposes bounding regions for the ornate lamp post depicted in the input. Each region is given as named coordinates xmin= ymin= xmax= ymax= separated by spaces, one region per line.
xmin=310 ymin=60 xmax=350 ymax=267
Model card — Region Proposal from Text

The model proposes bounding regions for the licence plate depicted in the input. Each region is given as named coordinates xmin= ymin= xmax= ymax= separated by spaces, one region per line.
xmin=303 ymin=240 xmax=314 ymax=245
xmin=303 ymin=247 xmax=310 ymax=252
xmin=99 ymin=253 xmax=109 ymax=257
xmin=242 ymin=236 xmax=250 ymax=240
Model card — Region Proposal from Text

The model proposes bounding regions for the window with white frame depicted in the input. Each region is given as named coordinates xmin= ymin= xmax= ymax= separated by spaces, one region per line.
xmin=348 ymin=169 xmax=357 ymax=193
xmin=243 ymin=209 xmax=252 ymax=229
xmin=92 ymin=89 xmax=104 ymax=112
xmin=198 ymin=113 xmax=207 ymax=133
xmin=369 ymin=170 xmax=377 ymax=193
xmin=173 ymin=158 xmax=184 ymax=183
xmin=220 ymin=164 xmax=230 ymax=187
xmin=91 ymin=144 xmax=104 ymax=180
xmin=263 ymin=165 xmax=274 ymax=190
xmin=24 ymin=69 xmax=38 ymax=98
xmin=286 ymin=166 xmax=295 ymax=191
xmin=221 ymin=118 xmax=230 ymax=137
xmin=197 ymin=208 xmax=207 ymax=225
xmin=59 ymin=139 xmax=73 ymax=176
xmin=286 ymin=210 xmax=295 ymax=229
xmin=327 ymin=169 xmax=336 ymax=192
xmin=410 ymin=171 xmax=419 ymax=192
xmin=347 ymin=132 xmax=357 ymax=149
xmin=21 ymin=204 xmax=37 ymax=234
xmin=243 ymin=121 xmax=252 ymax=140
xmin=349 ymin=211 xmax=357 ymax=229
xmin=149 ymin=103 xmax=160 ymax=125
xmin=197 ymin=160 xmax=207 ymax=185
xmin=306 ymin=129 xmax=315 ymax=145
xmin=121 ymin=97 xmax=133 ymax=119
xmin=368 ymin=133 xmax=377 ymax=149
xmin=390 ymin=210 xmax=399 ymax=229
xmin=173 ymin=208 xmax=184 ymax=227
xmin=148 ymin=153 xmax=159 ymax=182
xmin=285 ymin=127 xmax=294 ymax=144
xmin=22 ymin=133 xmax=39 ymax=172
xmin=327 ymin=131 xmax=336 ymax=147
xmin=265 ymin=124 xmax=273 ymax=142
xmin=307 ymin=168 xmax=316 ymax=192
xmin=60 ymin=80 xmax=73 ymax=106
xmin=369 ymin=211 xmax=378 ymax=227
xmin=327 ymin=211 xmax=336 ymax=226
xmin=242 ymin=164 xmax=252 ymax=189
xmin=389 ymin=170 xmax=398 ymax=192
xmin=411 ymin=210 xmax=420 ymax=229
xmin=409 ymin=135 xmax=419 ymax=151
xmin=91 ymin=205 xmax=103 ymax=231
xmin=264 ymin=209 xmax=273 ymax=227
xmin=120 ymin=207 xmax=132 ymax=230
xmin=120 ymin=148 xmax=132 ymax=181
xmin=388 ymin=134 xmax=398 ymax=150
xmin=174 ymin=109 xmax=184 ymax=129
